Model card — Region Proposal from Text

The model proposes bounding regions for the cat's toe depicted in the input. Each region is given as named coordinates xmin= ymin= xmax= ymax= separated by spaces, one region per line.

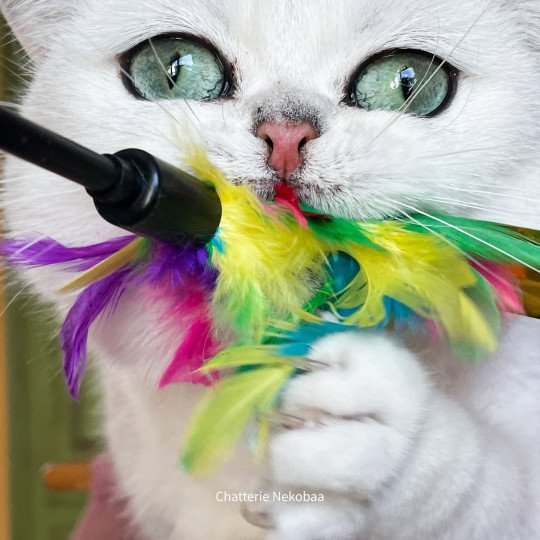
xmin=280 ymin=332 xmax=431 ymax=432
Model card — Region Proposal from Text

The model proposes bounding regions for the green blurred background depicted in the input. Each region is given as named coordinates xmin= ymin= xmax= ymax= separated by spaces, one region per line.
xmin=1 ymin=20 xmax=103 ymax=540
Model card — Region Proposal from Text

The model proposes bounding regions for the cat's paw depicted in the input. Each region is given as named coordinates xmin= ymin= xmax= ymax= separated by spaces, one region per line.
xmin=262 ymin=332 xmax=432 ymax=539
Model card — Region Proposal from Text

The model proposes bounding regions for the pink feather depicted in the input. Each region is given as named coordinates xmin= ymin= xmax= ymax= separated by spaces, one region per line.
xmin=274 ymin=183 xmax=308 ymax=227
xmin=151 ymin=282 xmax=220 ymax=388
xmin=472 ymin=260 xmax=525 ymax=315
xmin=159 ymin=317 xmax=219 ymax=387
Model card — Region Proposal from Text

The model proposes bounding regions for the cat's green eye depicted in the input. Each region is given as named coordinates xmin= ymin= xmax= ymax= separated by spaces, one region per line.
xmin=122 ymin=36 xmax=229 ymax=101
xmin=351 ymin=51 xmax=455 ymax=117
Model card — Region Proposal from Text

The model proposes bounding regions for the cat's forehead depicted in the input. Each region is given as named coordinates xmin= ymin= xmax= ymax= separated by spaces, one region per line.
xmin=78 ymin=0 xmax=497 ymax=63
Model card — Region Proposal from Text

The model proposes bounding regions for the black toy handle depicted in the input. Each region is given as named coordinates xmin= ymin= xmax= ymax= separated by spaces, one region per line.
xmin=0 ymin=106 xmax=221 ymax=246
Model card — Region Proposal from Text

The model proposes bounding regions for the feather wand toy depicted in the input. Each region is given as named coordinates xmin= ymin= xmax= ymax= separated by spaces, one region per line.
xmin=2 ymin=109 xmax=539 ymax=475
xmin=2 ymin=148 xmax=540 ymax=476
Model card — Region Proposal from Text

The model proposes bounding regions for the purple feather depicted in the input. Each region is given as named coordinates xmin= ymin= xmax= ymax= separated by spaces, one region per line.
xmin=1 ymin=235 xmax=136 ymax=270
xmin=61 ymin=269 xmax=131 ymax=398
xmin=142 ymin=243 xmax=216 ymax=289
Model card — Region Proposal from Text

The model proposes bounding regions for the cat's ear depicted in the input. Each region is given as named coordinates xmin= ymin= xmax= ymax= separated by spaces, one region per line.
xmin=0 ymin=0 xmax=76 ymax=60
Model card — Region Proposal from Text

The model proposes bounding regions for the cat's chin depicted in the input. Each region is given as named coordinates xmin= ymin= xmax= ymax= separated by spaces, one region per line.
xmin=291 ymin=186 xmax=401 ymax=222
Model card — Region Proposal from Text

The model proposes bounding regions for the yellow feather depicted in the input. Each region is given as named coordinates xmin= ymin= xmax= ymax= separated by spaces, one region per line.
xmin=58 ymin=237 xmax=145 ymax=293
xmin=186 ymin=149 xmax=325 ymax=340
xmin=197 ymin=345 xmax=290 ymax=374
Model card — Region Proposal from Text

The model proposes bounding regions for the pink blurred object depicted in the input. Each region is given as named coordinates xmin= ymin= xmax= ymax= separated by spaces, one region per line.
xmin=70 ymin=453 xmax=142 ymax=540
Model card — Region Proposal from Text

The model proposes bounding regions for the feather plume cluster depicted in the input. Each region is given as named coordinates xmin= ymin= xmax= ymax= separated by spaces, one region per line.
xmin=2 ymin=150 xmax=539 ymax=474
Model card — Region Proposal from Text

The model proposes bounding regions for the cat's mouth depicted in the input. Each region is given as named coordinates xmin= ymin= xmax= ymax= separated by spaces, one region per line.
xmin=273 ymin=182 xmax=327 ymax=223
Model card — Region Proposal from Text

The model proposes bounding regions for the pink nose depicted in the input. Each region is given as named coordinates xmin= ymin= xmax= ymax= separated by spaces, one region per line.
xmin=256 ymin=121 xmax=319 ymax=180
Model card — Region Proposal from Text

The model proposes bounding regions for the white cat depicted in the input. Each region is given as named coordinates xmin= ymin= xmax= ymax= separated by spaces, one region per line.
xmin=1 ymin=1 xmax=539 ymax=538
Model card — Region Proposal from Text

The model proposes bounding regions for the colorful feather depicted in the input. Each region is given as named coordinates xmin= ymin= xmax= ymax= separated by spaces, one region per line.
xmin=405 ymin=214 xmax=540 ymax=269
xmin=158 ymin=317 xmax=219 ymax=388
xmin=186 ymin=149 xmax=327 ymax=343
xmin=472 ymin=260 xmax=524 ymax=315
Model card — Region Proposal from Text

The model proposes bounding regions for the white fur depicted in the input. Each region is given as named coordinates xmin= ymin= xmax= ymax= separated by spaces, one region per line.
xmin=1 ymin=1 xmax=539 ymax=538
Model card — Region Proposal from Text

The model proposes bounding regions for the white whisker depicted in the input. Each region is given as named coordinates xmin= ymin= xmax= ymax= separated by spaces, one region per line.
xmin=385 ymin=197 xmax=540 ymax=272
xmin=0 ymin=100 xmax=21 ymax=109
xmin=454 ymin=183 xmax=540 ymax=194
xmin=420 ymin=146 xmax=511 ymax=159
xmin=148 ymin=38 xmax=204 ymax=131
xmin=0 ymin=280 xmax=33 ymax=318
xmin=438 ymin=186 xmax=539 ymax=202
xmin=418 ymin=196 xmax=538 ymax=217
xmin=8 ymin=235 xmax=48 ymax=258
xmin=118 ymin=64 xmax=205 ymax=143
xmin=381 ymin=199 xmax=514 ymax=287
xmin=431 ymin=87 xmax=473 ymax=134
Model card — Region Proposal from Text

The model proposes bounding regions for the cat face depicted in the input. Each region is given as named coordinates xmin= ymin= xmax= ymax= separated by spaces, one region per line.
xmin=1 ymin=0 xmax=539 ymax=249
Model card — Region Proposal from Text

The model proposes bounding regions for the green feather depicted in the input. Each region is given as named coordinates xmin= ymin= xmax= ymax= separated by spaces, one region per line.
xmin=212 ymin=282 xmax=268 ymax=344
xmin=181 ymin=365 xmax=294 ymax=475
xmin=406 ymin=214 xmax=540 ymax=270
xmin=308 ymin=216 xmax=382 ymax=249
xmin=197 ymin=345 xmax=289 ymax=374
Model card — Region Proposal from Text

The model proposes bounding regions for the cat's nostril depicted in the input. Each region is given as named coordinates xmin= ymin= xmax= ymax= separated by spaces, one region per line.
xmin=264 ymin=136 xmax=274 ymax=151
xmin=255 ymin=121 xmax=319 ymax=181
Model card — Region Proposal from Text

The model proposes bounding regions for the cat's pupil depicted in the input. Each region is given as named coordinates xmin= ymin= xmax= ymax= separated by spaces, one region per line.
xmin=166 ymin=54 xmax=193 ymax=90
xmin=398 ymin=66 xmax=417 ymax=100
xmin=167 ymin=56 xmax=182 ymax=89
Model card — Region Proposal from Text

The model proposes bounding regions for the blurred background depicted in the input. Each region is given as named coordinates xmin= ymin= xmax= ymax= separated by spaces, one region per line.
xmin=1 ymin=19 xmax=104 ymax=540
